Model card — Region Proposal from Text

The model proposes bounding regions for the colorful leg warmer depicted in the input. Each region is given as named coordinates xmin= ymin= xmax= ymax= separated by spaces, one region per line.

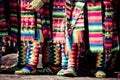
xmin=95 ymin=53 xmax=106 ymax=78
xmin=102 ymin=0 xmax=119 ymax=77
xmin=87 ymin=1 xmax=106 ymax=78
xmin=20 ymin=0 xmax=36 ymax=41
xmin=57 ymin=43 xmax=68 ymax=76
xmin=38 ymin=2 xmax=51 ymax=68
xmin=63 ymin=1 xmax=85 ymax=77
xmin=14 ymin=0 xmax=38 ymax=74
xmin=103 ymin=0 xmax=113 ymax=70
xmin=0 ymin=0 xmax=8 ymax=36
xmin=0 ymin=0 xmax=8 ymax=56
xmin=15 ymin=41 xmax=40 ymax=74
xmin=37 ymin=0 xmax=67 ymax=75
xmin=103 ymin=0 xmax=119 ymax=71
xmin=52 ymin=0 xmax=66 ymax=43
xmin=37 ymin=43 xmax=61 ymax=75
xmin=42 ymin=41 xmax=50 ymax=67
xmin=9 ymin=0 xmax=19 ymax=43
xmin=0 ymin=38 xmax=2 ymax=71
xmin=64 ymin=43 xmax=78 ymax=77
xmin=87 ymin=1 xmax=104 ymax=53
xmin=1 ymin=41 xmax=27 ymax=74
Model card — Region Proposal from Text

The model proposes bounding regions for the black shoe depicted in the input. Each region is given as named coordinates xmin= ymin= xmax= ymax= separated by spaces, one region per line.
xmin=37 ymin=66 xmax=61 ymax=75
xmin=0 ymin=64 xmax=24 ymax=74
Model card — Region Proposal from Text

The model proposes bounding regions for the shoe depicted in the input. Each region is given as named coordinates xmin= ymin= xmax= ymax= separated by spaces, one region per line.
xmin=0 ymin=64 xmax=24 ymax=74
xmin=64 ymin=68 xmax=77 ymax=77
xmin=37 ymin=66 xmax=61 ymax=75
xmin=95 ymin=70 xmax=106 ymax=78
xmin=15 ymin=64 xmax=37 ymax=75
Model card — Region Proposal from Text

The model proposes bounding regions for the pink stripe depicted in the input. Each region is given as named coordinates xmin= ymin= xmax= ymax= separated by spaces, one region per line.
xmin=53 ymin=34 xmax=65 ymax=38
xmin=89 ymin=33 xmax=103 ymax=37
xmin=88 ymin=12 xmax=101 ymax=16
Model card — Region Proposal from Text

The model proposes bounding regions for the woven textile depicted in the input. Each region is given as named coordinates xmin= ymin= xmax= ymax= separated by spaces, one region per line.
xmin=103 ymin=0 xmax=119 ymax=53
xmin=87 ymin=1 xmax=104 ymax=53
xmin=71 ymin=1 xmax=85 ymax=43
xmin=0 ymin=38 xmax=2 ymax=66
xmin=9 ymin=0 xmax=19 ymax=42
xmin=26 ymin=41 xmax=40 ymax=67
xmin=0 ymin=0 xmax=8 ymax=36
xmin=52 ymin=0 xmax=66 ymax=43
xmin=103 ymin=0 xmax=119 ymax=69
xmin=20 ymin=0 xmax=35 ymax=41
xmin=36 ymin=1 xmax=51 ymax=41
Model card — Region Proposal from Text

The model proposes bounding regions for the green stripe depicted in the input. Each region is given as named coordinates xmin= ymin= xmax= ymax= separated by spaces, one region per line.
xmin=88 ymin=6 xmax=101 ymax=11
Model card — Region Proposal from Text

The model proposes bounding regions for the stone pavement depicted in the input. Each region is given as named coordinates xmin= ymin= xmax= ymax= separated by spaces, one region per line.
xmin=0 ymin=74 xmax=119 ymax=80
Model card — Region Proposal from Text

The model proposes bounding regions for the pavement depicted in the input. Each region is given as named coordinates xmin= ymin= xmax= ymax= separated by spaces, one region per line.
xmin=0 ymin=74 xmax=119 ymax=80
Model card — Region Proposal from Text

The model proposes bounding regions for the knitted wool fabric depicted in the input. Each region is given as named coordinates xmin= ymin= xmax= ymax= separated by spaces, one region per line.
xmin=87 ymin=1 xmax=104 ymax=53
xmin=64 ymin=0 xmax=73 ymax=55
xmin=61 ymin=43 xmax=68 ymax=70
xmin=0 ymin=38 xmax=2 ymax=66
xmin=20 ymin=0 xmax=36 ymax=41
xmin=17 ymin=41 xmax=27 ymax=66
xmin=37 ymin=2 xmax=51 ymax=40
xmin=64 ymin=43 xmax=78 ymax=77
xmin=52 ymin=0 xmax=66 ymax=43
xmin=67 ymin=0 xmax=85 ymax=68
xmin=67 ymin=43 xmax=78 ymax=68
xmin=49 ymin=43 xmax=61 ymax=66
xmin=9 ymin=0 xmax=19 ymax=42
xmin=0 ymin=0 xmax=8 ymax=71
xmin=70 ymin=1 xmax=85 ymax=30
xmin=103 ymin=0 xmax=119 ymax=70
xmin=62 ymin=1 xmax=85 ymax=77
xmin=37 ymin=2 xmax=51 ymax=66
xmin=57 ymin=42 xmax=69 ymax=76
xmin=0 ymin=0 xmax=8 ymax=36
xmin=26 ymin=41 xmax=40 ymax=67
xmin=42 ymin=41 xmax=50 ymax=67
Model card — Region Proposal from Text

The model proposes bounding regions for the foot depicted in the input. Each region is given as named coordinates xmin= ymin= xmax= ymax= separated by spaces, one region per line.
xmin=57 ymin=69 xmax=66 ymax=76
xmin=95 ymin=70 xmax=106 ymax=78
xmin=15 ymin=65 xmax=37 ymax=75
xmin=64 ymin=68 xmax=77 ymax=77
xmin=0 ymin=64 xmax=24 ymax=74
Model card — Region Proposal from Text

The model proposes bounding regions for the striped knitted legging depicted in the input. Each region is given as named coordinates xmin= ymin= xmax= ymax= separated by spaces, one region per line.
xmin=20 ymin=0 xmax=38 ymax=67
xmin=0 ymin=0 xmax=8 ymax=68
xmin=87 ymin=1 xmax=106 ymax=70
xmin=66 ymin=1 xmax=85 ymax=70
xmin=87 ymin=2 xmax=104 ymax=53
xmin=103 ymin=0 xmax=119 ymax=69
xmin=0 ymin=0 xmax=8 ymax=36
xmin=52 ymin=0 xmax=66 ymax=43
xmin=9 ymin=0 xmax=19 ymax=42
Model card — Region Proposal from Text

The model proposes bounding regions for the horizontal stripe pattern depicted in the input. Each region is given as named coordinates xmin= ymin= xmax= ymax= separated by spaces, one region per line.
xmin=0 ymin=0 xmax=8 ymax=36
xmin=52 ymin=0 xmax=66 ymax=43
xmin=87 ymin=2 xmax=103 ymax=53
xmin=20 ymin=0 xmax=35 ymax=41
